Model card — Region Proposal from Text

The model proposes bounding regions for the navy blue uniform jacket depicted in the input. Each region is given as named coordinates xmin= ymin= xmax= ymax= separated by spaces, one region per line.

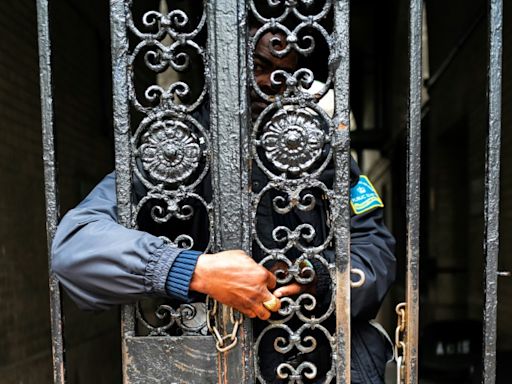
xmin=52 ymin=97 xmax=395 ymax=383
xmin=52 ymin=159 xmax=396 ymax=383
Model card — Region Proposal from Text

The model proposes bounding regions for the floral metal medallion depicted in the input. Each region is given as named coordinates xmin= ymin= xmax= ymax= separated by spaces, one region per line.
xmin=140 ymin=118 xmax=202 ymax=184
xmin=261 ymin=109 xmax=325 ymax=175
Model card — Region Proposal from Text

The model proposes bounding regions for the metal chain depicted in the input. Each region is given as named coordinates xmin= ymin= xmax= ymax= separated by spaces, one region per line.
xmin=395 ymin=302 xmax=407 ymax=384
xmin=206 ymin=296 xmax=244 ymax=353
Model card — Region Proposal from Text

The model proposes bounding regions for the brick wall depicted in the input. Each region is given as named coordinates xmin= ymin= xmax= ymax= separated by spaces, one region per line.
xmin=0 ymin=0 xmax=53 ymax=381
xmin=0 ymin=0 xmax=120 ymax=382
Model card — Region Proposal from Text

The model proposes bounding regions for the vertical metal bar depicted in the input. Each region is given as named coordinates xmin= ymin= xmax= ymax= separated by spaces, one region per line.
xmin=405 ymin=0 xmax=422 ymax=383
xmin=236 ymin=3 xmax=254 ymax=381
xmin=36 ymin=1 xmax=66 ymax=383
xmin=110 ymin=0 xmax=135 ymax=349
xmin=482 ymin=1 xmax=503 ymax=383
xmin=332 ymin=1 xmax=351 ymax=382
xmin=207 ymin=0 xmax=252 ymax=382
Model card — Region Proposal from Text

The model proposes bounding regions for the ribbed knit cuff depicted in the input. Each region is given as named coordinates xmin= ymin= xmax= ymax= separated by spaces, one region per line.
xmin=165 ymin=250 xmax=202 ymax=301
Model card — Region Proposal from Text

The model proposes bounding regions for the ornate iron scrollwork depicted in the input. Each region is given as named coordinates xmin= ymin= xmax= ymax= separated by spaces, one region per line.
xmin=124 ymin=1 xmax=350 ymax=380
xmin=249 ymin=0 xmax=343 ymax=382
xmin=126 ymin=0 xmax=211 ymax=336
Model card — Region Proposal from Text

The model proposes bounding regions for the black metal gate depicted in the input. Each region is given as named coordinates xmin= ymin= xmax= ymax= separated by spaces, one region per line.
xmin=36 ymin=0 xmax=504 ymax=383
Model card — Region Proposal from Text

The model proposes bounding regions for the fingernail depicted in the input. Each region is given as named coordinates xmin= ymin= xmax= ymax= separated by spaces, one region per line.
xmin=274 ymin=292 xmax=282 ymax=298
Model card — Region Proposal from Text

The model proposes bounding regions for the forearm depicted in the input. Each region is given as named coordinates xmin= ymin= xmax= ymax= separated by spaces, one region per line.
xmin=51 ymin=172 xmax=187 ymax=310
xmin=53 ymin=173 xmax=283 ymax=319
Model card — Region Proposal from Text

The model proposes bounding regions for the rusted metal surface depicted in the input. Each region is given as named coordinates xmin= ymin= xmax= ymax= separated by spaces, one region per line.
xmin=482 ymin=1 xmax=503 ymax=383
xmin=333 ymin=1 xmax=352 ymax=383
xmin=405 ymin=0 xmax=422 ymax=383
xmin=110 ymin=0 xmax=136 ymax=342
xmin=124 ymin=336 xmax=218 ymax=383
xmin=36 ymin=0 xmax=66 ymax=383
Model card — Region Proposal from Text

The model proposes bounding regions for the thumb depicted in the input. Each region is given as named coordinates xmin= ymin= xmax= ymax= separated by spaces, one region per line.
xmin=273 ymin=283 xmax=303 ymax=298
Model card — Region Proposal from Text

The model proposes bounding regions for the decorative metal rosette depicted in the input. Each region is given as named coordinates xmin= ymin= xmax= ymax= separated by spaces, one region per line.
xmin=132 ymin=112 xmax=209 ymax=190
xmin=139 ymin=118 xmax=202 ymax=184
xmin=253 ymin=103 xmax=333 ymax=180
xmin=261 ymin=109 xmax=325 ymax=175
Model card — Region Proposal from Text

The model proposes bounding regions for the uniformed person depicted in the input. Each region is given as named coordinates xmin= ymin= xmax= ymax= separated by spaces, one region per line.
xmin=52 ymin=28 xmax=396 ymax=384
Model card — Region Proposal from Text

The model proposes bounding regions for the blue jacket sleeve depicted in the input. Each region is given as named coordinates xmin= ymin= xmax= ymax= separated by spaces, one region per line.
xmin=51 ymin=172 xmax=187 ymax=311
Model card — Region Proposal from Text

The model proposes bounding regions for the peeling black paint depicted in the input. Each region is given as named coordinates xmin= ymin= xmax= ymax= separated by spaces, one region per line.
xmin=36 ymin=0 xmax=66 ymax=383
xmin=482 ymin=1 xmax=503 ymax=383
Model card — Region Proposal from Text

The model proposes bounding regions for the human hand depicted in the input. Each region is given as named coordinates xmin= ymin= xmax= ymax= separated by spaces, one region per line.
xmin=189 ymin=250 xmax=280 ymax=320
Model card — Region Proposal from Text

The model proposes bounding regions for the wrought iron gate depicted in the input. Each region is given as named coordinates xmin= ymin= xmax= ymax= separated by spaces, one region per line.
xmin=36 ymin=0 xmax=504 ymax=383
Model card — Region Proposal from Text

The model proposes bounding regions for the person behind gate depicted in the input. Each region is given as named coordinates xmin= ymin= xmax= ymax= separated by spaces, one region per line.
xmin=52 ymin=25 xmax=396 ymax=384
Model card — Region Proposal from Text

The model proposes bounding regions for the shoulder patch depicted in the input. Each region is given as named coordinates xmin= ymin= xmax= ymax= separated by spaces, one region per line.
xmin=350 ymin=175 xmax=384 ymax=215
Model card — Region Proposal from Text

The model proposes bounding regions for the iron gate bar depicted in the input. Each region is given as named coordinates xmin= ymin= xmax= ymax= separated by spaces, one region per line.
xmin=405 ymin=0 xmax=422 ymax=383
xmin=36 ymin=0 xmax=66 ymax=383
xmin=332 ymin=0 xmax=352 ymax=382
xmin=483 ymin=0 xmax=503 ymax=383
xmin=109 ymin=0 xmax=136 ymax=339
xmin=207 ymin=0 xmax=252 ymax=382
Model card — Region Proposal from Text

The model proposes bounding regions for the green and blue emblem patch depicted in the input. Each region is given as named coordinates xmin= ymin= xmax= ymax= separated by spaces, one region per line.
xmin=350 ymin=175 xmax=384 ymax=215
